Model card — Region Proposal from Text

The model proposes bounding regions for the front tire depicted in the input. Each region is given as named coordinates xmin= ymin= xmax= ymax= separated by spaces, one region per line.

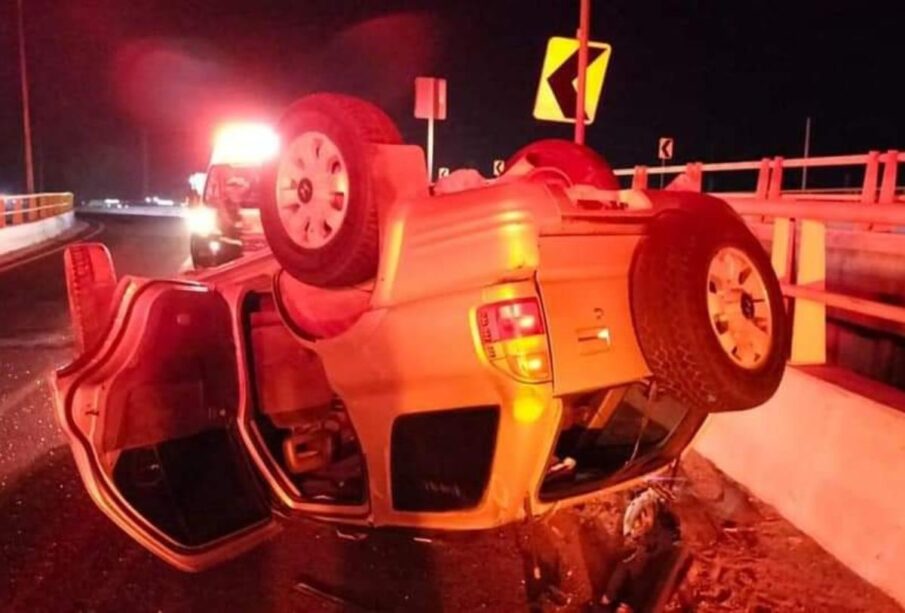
xmin=503 ymin=139 xmax=619 ymax=189
xmin=260 ymin=93 xmax=402 ymax=287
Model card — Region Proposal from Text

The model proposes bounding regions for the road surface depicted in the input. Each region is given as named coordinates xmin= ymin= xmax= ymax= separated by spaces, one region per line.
xmin=0 ymin=215 xmax=900 ymax=611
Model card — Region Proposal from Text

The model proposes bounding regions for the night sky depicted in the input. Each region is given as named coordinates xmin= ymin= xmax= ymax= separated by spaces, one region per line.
xmin=1 ymin=1 xmax=904 ymax=199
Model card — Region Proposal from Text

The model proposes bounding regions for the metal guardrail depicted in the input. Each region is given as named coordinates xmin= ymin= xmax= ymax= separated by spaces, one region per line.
xmin=617 ymin=150 xmax=904 ymax=204
xmin=0 ymin=192 xmax=73 ymax=228
xmin=615 ymin=152 xmax=905 ymax=366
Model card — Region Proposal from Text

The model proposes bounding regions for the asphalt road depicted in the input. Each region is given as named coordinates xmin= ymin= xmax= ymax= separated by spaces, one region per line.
xmin=0 ymin=216 xmax=899 ymax=612
xmin=0 ymin=216 xmax=190 ymax=485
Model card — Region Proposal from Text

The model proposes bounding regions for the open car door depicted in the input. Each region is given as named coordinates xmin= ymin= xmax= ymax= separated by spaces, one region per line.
xmin=55 ymin=249 xmax=280 ymax=571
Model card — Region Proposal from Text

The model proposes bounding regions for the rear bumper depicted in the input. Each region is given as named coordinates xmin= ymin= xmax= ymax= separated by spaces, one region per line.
xmin=358 ymin=386 xmax=565 ymax=531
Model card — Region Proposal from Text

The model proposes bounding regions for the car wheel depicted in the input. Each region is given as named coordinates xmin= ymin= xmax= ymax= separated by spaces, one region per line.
xmin=260 ymin=93 xmax=402 ymax=287
xmin=630 ymin=211 xmax=788 ymax=412
xmin=504 ymin=139 xmax=619 ymax=189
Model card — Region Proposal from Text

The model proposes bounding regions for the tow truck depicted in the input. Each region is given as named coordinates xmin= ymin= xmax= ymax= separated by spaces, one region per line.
xmin=54 ymin=93 xmax=788 ymax=571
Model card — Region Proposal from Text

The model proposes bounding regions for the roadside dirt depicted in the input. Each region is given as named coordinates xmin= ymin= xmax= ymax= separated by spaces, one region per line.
xmin=517 ymin=451 xmax=902 ymax=612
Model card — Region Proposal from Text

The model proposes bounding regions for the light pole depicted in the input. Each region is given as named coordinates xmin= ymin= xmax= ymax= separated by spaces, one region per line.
xmin=801 ymin=116 xmax=812 ymax=191
xmin=16 ymin=0 xmax=35 ymax=194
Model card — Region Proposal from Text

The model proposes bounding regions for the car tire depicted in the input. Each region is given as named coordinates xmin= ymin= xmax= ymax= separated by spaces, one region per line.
xmin=630 ymin=211 xmax=788 ymax=412
xmin=504 ymin=139 xmax=619 ymax=189
xmin=260 ymin=93 xmax=402 ymax=287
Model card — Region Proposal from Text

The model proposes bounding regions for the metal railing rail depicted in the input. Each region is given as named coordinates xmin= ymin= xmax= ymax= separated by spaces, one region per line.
xmin=616 ymin=150 xmax=903 ymax=206
xmin=737 ymin=198 xmax=905 ymax=365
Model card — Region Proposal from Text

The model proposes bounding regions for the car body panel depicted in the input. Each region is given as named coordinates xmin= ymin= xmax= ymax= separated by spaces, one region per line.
xmin=535 ymin=234 xmax=650 ymax=395
xmin=373 ymin=179 xmax=561 ymax=308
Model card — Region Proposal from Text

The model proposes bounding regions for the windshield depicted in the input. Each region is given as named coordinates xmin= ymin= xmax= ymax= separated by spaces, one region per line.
xmin=203 ymin=165 xmax=262 ymax=210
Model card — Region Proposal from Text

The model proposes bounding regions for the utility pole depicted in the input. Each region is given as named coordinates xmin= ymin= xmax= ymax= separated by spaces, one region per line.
xmin=574 ymin=0 xmax=590 ymax=145
xmin=16 ymin=0 xmax=35 ymax=194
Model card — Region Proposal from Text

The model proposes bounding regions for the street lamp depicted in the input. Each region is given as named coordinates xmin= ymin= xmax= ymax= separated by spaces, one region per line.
xmin=16 ymin=0 xmax=35 ymax=194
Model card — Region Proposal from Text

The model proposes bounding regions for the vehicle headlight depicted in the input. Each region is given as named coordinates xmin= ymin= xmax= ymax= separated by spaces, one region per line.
xmin=186 ymin=207 xmax=218 ymax=237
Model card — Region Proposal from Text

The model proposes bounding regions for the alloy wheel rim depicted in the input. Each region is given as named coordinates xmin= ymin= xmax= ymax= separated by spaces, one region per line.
xmin=706 ymin=246 xmax=773 ymax=369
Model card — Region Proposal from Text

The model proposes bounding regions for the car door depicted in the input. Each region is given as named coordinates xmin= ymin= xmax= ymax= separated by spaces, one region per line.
xmin=55 ymin=272 xmax=281 ymax=572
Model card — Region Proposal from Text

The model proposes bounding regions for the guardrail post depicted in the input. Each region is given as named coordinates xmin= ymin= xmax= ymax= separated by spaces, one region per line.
xmin=861 ymin=150 xmax=880 ymax=204
xmin=12 ymin=199 xmax=23 ymax=225
xmin=789 ymin=219 xmax=827 ymax=365
xmin=0 ymin=197 xmax=5 ymax=228
xmin=771 ymin=217 xmax=795 ymax=283
xmin=767 ymin=157 xmax=784 ymax=200
xmin=631 ymin=165 xmax=648 ymax=189
xmin=755 ymin=158 xmax=770 ymax=199
xmin=878 ymin=149 xmax=898 ymax=204
xmin=688 ymin=162 xmax=703 ymax=192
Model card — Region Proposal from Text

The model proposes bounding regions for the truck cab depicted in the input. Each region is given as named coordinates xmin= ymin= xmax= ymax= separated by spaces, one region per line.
xmin=187 ymin=124 xmax=276 ymax=268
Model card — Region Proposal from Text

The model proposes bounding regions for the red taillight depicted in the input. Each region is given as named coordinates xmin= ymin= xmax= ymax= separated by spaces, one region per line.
xmin=476 ymin=298 xmax=551 ymax=383
xmin=477 ymin=298 xmax=545 ymax=343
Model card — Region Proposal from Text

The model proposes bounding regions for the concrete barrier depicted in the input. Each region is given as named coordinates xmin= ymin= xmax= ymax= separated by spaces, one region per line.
xmin=693 ymin=367 xmax=905 ymax=606
xmin=0 ymin=211 xmax=76 ymax=257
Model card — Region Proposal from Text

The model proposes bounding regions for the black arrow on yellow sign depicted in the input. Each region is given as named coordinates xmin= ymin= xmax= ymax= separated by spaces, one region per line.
xmin=547 ymin=46 xmax=606 ymax=121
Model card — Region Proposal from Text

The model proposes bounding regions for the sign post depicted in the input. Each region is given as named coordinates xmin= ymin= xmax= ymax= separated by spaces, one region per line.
xmin=414 ymin=77 xmax=447 ymax=182
xmin=658 ymin=137 xmax=674 ymax=188
xmin=574 ymin=0 xmax=591 ymax=145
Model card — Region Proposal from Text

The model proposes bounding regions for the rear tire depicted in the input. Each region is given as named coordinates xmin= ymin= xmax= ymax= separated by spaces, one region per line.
xmin=630 ymin=211 xmax=788 ymax=412
xmin=504 ymin=139 xmax=619 ymax=189
xmin=260 ymin=93 xmax=402 ymax=287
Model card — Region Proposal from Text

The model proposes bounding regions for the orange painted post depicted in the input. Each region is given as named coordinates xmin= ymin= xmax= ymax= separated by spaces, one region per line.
xmin=789 ymin=219 xmax=827 ymax=365
xmin=12 ymin=198 xmax=23 ymax=225
xmin=0 ymin=198 xmax=5 ymax=228
xmin=755 ymin=158 xmax=771 ymax=199
xmin=861 ymin=150 xmax=880 ymax=204
xmin=878 ymin=150 xmax=898 ymax=204
xmin=770 ymin=218 xmax=795 ymax=283
xmin=767 ymin=157 xmax=784 ymax=200
xmin=631 ymin=165 xmax=648 ymax=190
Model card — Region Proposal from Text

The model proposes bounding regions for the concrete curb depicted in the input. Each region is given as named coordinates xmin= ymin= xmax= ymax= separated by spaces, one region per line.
xmin=0 ymin=211 xmax=75 ymax=257
xmin=0 ymin=219 xmax=95 ymax=273
xmin=692 ymin=367 xmax=905 ymax=606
